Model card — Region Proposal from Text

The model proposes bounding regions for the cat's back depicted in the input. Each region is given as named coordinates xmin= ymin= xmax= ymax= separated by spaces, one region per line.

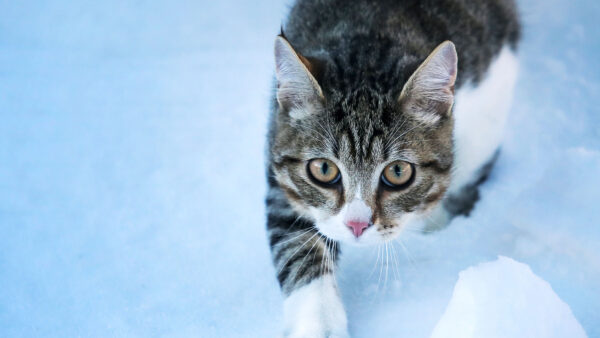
xmin=284 ymin=0 xmax=520 ymax=87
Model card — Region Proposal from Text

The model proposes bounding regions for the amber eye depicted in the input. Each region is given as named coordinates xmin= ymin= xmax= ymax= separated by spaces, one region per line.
xmin=307 ymin=159 xmax=341 ymax=185
xmin=381 ymin=161 xmax=414 ymax=188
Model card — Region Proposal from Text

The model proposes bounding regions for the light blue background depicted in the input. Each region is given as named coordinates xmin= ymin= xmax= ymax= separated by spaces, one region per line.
xmin=1 ymin=0 xmax=598 ymax=336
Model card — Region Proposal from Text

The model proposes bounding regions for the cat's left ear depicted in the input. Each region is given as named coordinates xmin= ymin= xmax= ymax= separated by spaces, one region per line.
xmin=399 ymin=41 xmax=458 ymax=124
xmin=274 ymin=35 xmax=324 ymax=113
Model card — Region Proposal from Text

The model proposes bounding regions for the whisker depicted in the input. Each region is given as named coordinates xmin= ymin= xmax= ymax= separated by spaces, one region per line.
xmin=384 ymin=120 xmax=429 ymax=153
xmin=320 ymin=236 xmax=328 ymax=276
xmin=293 ymin=232 xmax=325 ymax=279
xmin=276 ymin=226 xmax=316 ymax=246
xmin=396 ymin=237 xmax=417 ymax=271
xmin=377 ymin=243 xmax=384 ymax=294
xmin=284 ymin=215 xmax=304 ymax=232
xmin=383 ymin=118 xmax=408 ymax=150
xmin=384 ymin=241 xmax=390 ymax=291
xmin=276 ymin=230 xmax=320 ymax=275
xmin=332 ymin=241 xmax=338 ymax=284
xmin=368 ymin=244 xmax=381 ymax=280
xmin=389 ymin=240 xmax=402 ymax=282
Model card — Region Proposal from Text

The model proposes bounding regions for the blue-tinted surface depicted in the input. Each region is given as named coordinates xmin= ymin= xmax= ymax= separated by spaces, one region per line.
xmin=0 ymin=0 xmax=598 ymax=336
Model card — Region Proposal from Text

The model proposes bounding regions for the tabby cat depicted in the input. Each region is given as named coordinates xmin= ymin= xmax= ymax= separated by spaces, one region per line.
xmin=266 ymin=0 xmax=520 ymax=336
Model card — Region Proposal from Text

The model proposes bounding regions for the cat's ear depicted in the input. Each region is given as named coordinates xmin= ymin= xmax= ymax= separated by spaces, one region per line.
xmin=399 ymin=41 xmax=458 ymax=123
xmin=274 ymin=35 xmax=324 ymax=112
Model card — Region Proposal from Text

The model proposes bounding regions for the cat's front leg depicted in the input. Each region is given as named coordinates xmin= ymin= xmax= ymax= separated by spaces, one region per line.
xmin=282 ymin=274 xmax=348 ymax=338
xmin=267 ymin=210 xmax=348 ymax=338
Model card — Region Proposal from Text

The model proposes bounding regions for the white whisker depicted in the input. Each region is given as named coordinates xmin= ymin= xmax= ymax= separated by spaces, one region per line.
xmin=276 ymin=230 xmax=320 ymax=275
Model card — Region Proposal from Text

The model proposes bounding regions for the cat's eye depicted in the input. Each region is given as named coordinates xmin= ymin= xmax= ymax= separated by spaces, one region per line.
xmin=381 ymin=161 xmax=414 ymax=188
xmin=307 ymin=159 xmax=341 ymax=185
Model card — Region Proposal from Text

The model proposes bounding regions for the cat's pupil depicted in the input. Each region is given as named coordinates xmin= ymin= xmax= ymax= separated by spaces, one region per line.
xmin=394 ymin=165 xmax=402 ymax=177
xmin=321 ymin=162 xmax=329 ymax=175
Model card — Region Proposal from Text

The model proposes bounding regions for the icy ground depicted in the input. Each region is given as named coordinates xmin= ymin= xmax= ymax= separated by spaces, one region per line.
xmin=0 ymin=0 xmax=599 ymax=337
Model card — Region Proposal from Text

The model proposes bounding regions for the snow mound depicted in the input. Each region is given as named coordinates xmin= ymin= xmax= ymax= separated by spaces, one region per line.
xmin=431 ymin=256 xmax=587 ymax=338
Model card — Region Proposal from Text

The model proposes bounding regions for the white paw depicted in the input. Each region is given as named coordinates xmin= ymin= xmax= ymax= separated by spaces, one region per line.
xmin=282 ymin=275 xmax=349 ymax=338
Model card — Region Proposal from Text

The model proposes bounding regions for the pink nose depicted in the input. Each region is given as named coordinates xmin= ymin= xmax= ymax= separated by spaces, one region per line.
xmin=346 ymin=220 xmax=370 ymax=237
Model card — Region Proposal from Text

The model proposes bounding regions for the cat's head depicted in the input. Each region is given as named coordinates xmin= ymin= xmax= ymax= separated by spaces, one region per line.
xmin=270 ymin=36 xmax=457 ymax=245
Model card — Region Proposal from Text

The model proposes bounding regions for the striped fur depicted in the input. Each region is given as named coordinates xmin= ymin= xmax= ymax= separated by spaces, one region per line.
xmin=265 ymin=0 xmax=520 ymax=335
xmin=267 ymin=175 xmax=340 ymax=294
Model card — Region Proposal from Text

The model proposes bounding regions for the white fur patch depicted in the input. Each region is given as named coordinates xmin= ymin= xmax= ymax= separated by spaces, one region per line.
xmin=342 ymin=198 xmax=371 ymax=224
xmin=450 ymin=46 xmax=519 ymax=193
xmin=283 ymin=275 xmax=349 ymax=338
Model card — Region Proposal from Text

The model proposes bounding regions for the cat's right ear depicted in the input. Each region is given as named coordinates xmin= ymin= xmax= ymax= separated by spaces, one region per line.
xmin=274 ymin=36 xmax=324 ymax=113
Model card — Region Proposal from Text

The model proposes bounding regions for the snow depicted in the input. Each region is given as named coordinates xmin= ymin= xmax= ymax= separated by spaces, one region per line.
xmin=431 ymin=257 xmax=586 ymax=338
xmin=0 ymin=0 xmax=598 ymax=337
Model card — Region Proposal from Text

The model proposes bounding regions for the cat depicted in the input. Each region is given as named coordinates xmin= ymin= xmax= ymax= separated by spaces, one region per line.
xmin=266 ymin=0 xmax=520 ymax=336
